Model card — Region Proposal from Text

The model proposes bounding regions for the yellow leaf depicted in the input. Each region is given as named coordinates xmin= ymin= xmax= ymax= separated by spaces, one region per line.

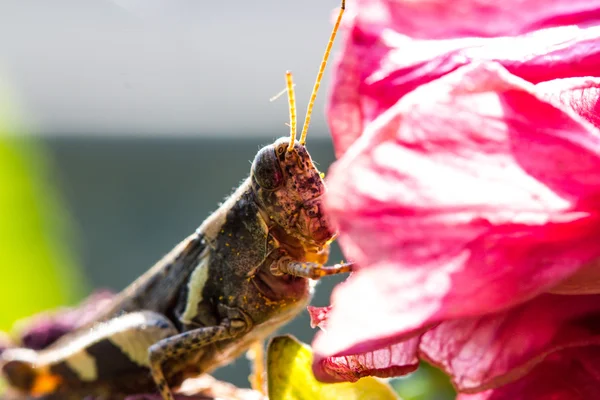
xmin=267 ymin=335 xmax=400 ymax=400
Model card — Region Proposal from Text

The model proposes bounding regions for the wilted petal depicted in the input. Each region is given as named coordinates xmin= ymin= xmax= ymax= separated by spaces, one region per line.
xmin=318 ymin=62 xmax=600 ymax=359
xmin=313 ymin=337 xmax=420 ymax=383
xmin=309 ymin=306 xmax=420 ymax=382
xmin=354 ymin=0 xmax=600 ymax=40
xmin=536 ymin=77 xmax=600 ymax=130
xmin=15 ymin=290 xmax=115 ymax=350
xmin=421 ymin=294 xmax=600 ymax=392
xmin=457 ymin=347 xmax=600 ymax=400
xmin=58 ymin=290 xmax=115 ymax=328
xmin=19 ymin=317 xmax=75 ymax=351
xmin=329 ymin=23 xmax=600 ymax=156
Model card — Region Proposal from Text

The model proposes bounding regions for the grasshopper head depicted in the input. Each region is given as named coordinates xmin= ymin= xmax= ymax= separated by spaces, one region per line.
xmin=251 ymin=15 xmax=346 ymax=248
xmin=251 ymin=137 xmax=334 ymax=247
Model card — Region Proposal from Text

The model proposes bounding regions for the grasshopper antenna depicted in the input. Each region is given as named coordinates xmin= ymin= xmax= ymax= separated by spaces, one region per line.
xmin=286 ymin=70 xmax=297 ymax=152
xmin=299 ymin=0 xmax=345 ymax=146
xmin=270 ymin=83 xmax=296 ymax=102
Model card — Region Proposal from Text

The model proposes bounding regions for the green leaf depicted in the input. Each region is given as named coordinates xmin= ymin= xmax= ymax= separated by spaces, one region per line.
xmin=267 ymin=335 xmax=400 ymax=400
xmin=0 ymin=80 xmax=86 ymax=332
xmin=389 ymin=362 xmax=455 ymax=400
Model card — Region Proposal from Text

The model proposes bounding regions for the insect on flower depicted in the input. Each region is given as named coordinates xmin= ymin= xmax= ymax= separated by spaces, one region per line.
xmin=0 ymin=2 xmax=351 ymax=399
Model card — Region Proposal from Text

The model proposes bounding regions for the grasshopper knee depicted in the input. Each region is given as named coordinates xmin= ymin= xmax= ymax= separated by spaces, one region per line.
xmin=1 ymin=348 xmax=61 ymax=395
xmin=2 ymin=311 xmax=179 ymax=397
xmin=2 ymin=358 xmax=37 ymax=392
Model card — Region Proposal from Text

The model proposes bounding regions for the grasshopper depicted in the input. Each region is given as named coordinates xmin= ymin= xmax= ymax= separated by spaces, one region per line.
xmin=0 ymin=2 xmax=349 ymax=399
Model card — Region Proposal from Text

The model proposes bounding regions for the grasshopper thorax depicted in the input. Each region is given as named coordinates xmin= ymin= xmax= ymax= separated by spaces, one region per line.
xmin=251 ymin=137 xmax=333 ymax=248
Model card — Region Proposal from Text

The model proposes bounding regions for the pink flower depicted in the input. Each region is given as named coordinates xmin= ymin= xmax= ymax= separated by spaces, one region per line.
xmin=313 ymin=0 xmax=600 ymax=397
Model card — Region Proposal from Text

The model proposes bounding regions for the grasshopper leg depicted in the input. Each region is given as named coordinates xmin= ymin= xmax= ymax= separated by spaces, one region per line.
xmin=2 ymin=311 xmax=178 ymax=398
xmin=148 ymin=306 xmax=251 ymax=400
xmin=276 ymin=260 xmax=354 ymax=279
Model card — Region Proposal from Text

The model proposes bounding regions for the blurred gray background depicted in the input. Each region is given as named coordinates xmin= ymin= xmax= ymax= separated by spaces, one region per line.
xmin=0 ymin=0 xmax=343 ymax=137
xmin=0 ymin=0 xmax=345 ymax=388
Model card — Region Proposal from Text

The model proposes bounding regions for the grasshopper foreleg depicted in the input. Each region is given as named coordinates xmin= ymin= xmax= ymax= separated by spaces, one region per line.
xmin=148 ymin=305 xmax=252 ymax=400
xmin=274 ymin=258 xmax=354 ymax=279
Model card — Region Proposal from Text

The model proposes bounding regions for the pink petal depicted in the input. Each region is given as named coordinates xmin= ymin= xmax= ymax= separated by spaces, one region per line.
xmin=353 ymin=0 xmax=600 ymax=40
xmin=536 ymin=77 xmax=600 ymax=130
xmin=307 ymin=306 xmax=331 ymax=329
xmin=328 ymin=23 xmax=600 ymax=156
xmin=421 ymin=294 xmax=600 ymax=392
xmin=308 ymin=305 xmax=420 ymax=382
xmin=457 ymin=347 xmax=600 ymax=400
xmin=312 ymin=337 xmax=421 ymax=383
xmin=318 ymin=62 xmax=600 ymax=360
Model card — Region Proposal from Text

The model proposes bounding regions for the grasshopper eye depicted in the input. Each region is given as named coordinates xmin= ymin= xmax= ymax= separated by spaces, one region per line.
xmin=252 ymin=147 xmax=284 ymax=190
